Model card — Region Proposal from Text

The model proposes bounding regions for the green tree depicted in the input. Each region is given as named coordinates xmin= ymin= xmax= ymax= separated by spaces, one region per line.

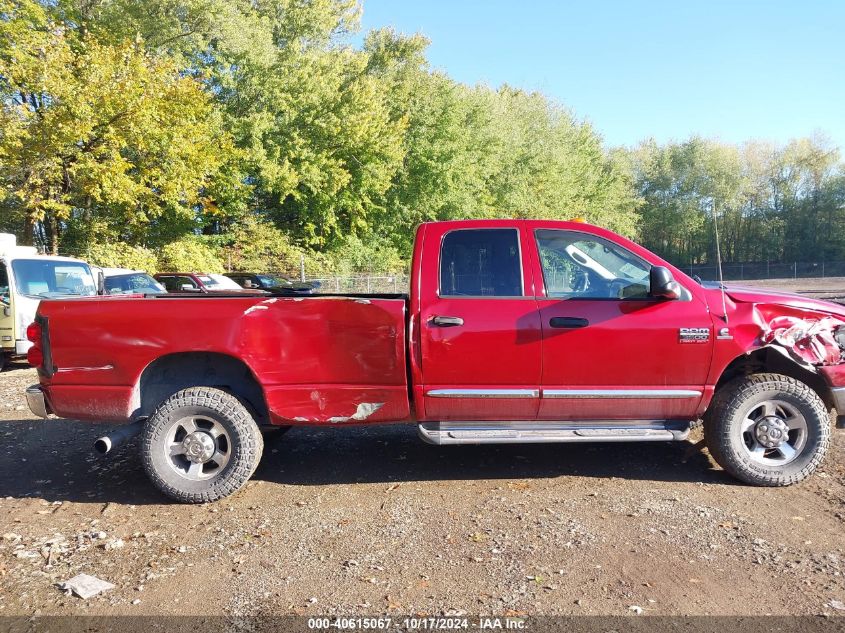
xmin=211 ymin=214 xmax=305 ymax=273
xmin=158 ymin=237 xmax=225 ymax=273
xmin=85 ymin=243 xmax=159 ymax=273
xmin=482 ymin=86 xmax=640 ymax=235
xmin=630 ymin=138 xmax=743 ymax=265
xmin=365 ymin=29 xmax=641 ymax=256
xmin=0 ymin=0 xmax=231 ymax=253
xmin=630 ymin=135 xmax=845 ymax=269
xmin=364 ymin=29 xmax=500 ymax=252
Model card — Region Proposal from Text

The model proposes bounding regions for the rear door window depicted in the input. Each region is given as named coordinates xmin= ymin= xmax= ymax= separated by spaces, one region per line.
xmin=439 ymin=229 xmax=523 ymax=297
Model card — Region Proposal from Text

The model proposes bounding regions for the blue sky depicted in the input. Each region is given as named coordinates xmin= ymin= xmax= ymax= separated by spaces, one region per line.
xmin=358 ymin=0 xmax=845 ymax=149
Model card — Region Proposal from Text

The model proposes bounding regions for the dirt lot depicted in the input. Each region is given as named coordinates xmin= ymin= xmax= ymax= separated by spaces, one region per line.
xmin=1 ymin=278 xmax=845 ymax=618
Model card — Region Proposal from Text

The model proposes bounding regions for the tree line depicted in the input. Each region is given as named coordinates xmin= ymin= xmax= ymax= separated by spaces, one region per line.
xmin=632 ymin=135 xmax=845 ymax=267
xmin=0 ymin=0 xmax=842 ymax=275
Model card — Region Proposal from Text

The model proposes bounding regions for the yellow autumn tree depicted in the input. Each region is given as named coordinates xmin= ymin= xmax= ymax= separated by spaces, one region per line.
xmin=0 ymin=0 xmax=234 ymax=253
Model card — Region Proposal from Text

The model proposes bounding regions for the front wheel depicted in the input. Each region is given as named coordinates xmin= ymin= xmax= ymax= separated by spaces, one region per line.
xmin=141 ymin=387 xmax=264 ymax=503
xmin=704 ymin=373 xmax=830 ymax=486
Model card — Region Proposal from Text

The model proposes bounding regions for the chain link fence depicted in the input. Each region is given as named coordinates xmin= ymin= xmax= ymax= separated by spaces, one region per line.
xmin=304 ymin=263 xmax=845 ymax=293
xmin=305 ymin=274 xmax=409 ymax=294
xmin=49 ymin=247 xmax=411 ymax=294
xmin=299 ymin=263 xmax=845 ymax=292
xmin=52 ymin=243 xmax=845 ymax=289
xmin=686 ymin=262 xmax=845 ymax=281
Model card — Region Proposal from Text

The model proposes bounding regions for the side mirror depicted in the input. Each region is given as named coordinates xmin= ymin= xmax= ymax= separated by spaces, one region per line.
xmin=649 ymin=266 xmax=681 ymax=300
xmin=97 ymin=271 xmax=105 ymax=295
xmin=180 ymin=284 xmax=197 ymax=292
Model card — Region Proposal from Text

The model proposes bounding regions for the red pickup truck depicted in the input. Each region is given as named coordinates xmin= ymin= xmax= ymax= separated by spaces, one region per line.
xmin=25 ymin=220 xmax=845 ymax=502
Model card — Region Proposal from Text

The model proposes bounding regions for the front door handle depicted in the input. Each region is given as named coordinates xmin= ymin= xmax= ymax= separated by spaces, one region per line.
xmin=431 ymin=316 xmax=464 ymax=327
xmin=549 ymin=317 xmax=589 ymax=329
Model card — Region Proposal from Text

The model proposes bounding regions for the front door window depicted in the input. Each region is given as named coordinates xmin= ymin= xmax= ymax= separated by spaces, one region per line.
xmin=535 ymin=229 xmax=651 ymax=300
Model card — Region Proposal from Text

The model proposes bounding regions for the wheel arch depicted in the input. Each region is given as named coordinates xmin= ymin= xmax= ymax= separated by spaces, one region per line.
xmin=710 ymin=348 xmax=835 ymax=412
xmin=132 ymin=352 xmax=270 ymax=425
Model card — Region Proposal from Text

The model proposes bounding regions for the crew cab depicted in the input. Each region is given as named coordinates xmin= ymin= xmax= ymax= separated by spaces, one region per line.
xmin=25 ymin=220 xmax=845 ymax=502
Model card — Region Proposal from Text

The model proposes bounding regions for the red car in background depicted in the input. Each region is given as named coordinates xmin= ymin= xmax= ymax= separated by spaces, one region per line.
xmin=154 ymin=272 xmax=267 ymax=294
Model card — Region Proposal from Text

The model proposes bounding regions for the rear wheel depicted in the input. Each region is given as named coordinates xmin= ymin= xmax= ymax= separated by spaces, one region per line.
xmin=704 ymin=373 xmax=830 ymax=486
xmin=141 ymin=387 xmax=263 ymax=503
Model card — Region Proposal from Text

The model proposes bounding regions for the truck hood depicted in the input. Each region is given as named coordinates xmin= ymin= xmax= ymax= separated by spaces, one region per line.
xmin=722 ymin=284 xmax=845 ymax=319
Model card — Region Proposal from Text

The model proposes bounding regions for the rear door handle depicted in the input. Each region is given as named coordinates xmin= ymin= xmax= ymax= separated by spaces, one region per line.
xmin=549 ymin=317 xmax=589 ymax=329
xmin=431 ymin=316 xmax=464 ymax=327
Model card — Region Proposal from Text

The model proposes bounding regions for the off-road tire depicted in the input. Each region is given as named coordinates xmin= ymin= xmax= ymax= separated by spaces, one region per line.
xmin=704 ymin=373 xmax=830 ymax=486
xmin=141 ymin=387 xmax=263 ymax=503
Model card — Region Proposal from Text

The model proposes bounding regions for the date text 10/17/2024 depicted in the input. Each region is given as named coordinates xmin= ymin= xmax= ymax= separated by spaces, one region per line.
xmin=307 ymin=617 xmax=527 ymax=630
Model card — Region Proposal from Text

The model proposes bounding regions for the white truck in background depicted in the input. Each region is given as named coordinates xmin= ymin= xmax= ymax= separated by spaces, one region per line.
xmin=0 ymin=233 xmax=99 ymax=369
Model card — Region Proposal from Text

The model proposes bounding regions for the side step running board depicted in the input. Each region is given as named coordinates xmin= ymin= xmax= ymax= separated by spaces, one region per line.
xmin=418 ymin=421 xmax=691 ymax=445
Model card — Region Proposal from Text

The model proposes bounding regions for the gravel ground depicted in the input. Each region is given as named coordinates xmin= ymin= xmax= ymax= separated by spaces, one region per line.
xmin=1 ymin=361 xmax=844 ymax=617
xmin=1 ymin=278 xmax=845 ymax=617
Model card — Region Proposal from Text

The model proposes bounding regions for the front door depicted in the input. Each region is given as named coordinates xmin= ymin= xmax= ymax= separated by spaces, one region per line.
xmin=419 ymin=224 xmax=542 ymax=421
xmin=530 ymin=228 xmax=713 ymax=421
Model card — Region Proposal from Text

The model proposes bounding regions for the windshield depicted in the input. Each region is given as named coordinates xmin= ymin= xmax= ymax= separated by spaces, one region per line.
xmin=105 ymin=273 xmax=166 ymax=295
xmin=257 ymin=274 xmax=293 ymax=287
xmin=11 ymin=259 xmax=97 ymax=298
xmin=200 ymin=274 xmax=243 ymax=290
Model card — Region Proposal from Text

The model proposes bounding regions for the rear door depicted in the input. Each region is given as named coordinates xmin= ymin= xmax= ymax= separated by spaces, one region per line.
xmin=418 ymin=223 xmax=542 ymax=421
xmin=529 ymin=226 xmax=713 ymax=421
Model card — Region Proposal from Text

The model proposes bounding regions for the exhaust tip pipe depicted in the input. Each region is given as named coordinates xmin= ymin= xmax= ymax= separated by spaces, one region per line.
xmin=94 ymin=421 xmax=143 ymax=455
xmin=93 ymin=436 xmax=113 ymax=454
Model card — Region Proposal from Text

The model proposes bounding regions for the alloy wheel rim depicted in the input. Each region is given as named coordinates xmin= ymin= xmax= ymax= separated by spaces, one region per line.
xmin=164 ymin=415 xmax=231 ymax=480
xmin=739 ymin=399 xmax=807 ymax=466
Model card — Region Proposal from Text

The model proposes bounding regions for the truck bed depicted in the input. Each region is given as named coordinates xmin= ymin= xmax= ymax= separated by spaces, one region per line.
xmin=36 ymin=293 xmax=411 ymax=425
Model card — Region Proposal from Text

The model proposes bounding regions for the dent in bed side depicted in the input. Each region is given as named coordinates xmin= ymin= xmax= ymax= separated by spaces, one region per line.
xmin=36 ymin=294 xmax=411 ymax=425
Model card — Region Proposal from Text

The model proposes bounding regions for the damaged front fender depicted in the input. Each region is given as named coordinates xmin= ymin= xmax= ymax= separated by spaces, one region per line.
xmin=759 ymin=312 xmax=845 ymax=369
xmin=705 ymin=300 xmax=845 ymax=419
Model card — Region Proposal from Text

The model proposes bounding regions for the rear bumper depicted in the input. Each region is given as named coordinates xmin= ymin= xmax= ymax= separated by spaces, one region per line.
xmin=26 ymin=385 xmax=49 ymax=418
xmin=37 ymin=384 xmax=134 ymax=422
